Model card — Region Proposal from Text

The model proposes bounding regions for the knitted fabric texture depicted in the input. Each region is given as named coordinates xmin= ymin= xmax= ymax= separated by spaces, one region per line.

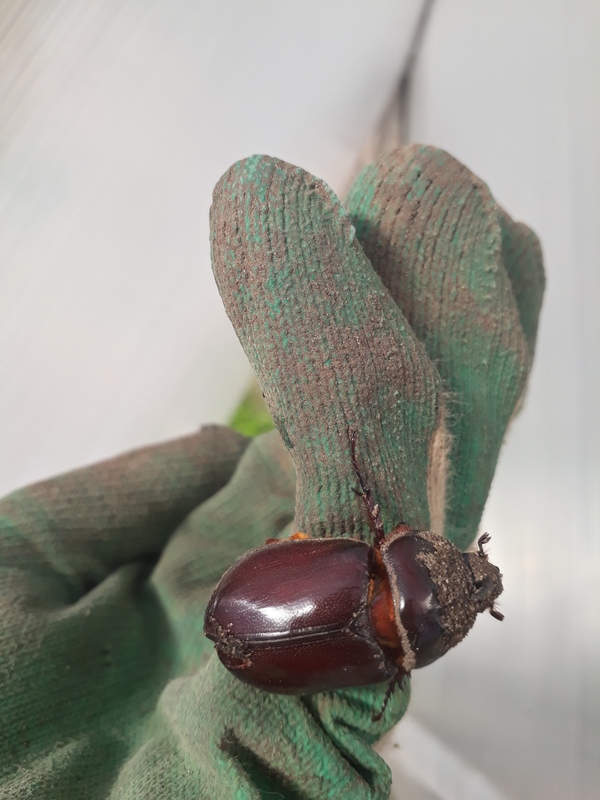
xmin=346 ymin=146 xmax=544 ymax=547
xmin=211 ymin=155 xmax=444 ymax=539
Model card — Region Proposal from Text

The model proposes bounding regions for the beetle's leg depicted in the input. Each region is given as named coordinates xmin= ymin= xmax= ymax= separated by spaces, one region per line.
xmin=371 ymin=670 xmax=408 ymax=722
xmin=348 ymin=429 xmax=386 ymax=547
xmin=371 ymin=679 xmax=396 ymax=722
xmin=490 ymin=606 xmax=505 ymax=621
xmin=477 ymin=532 xmax=491 ymax=557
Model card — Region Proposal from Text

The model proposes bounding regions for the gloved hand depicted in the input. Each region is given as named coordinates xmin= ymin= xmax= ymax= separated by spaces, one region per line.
xmin=0 ymin=146 xmax=543 ymax=800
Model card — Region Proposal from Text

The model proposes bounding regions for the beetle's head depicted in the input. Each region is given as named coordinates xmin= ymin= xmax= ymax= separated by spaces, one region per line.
xmin=380 ymin=528 xmax=503 ymax=671
xmin=462 ymin=536 xmax=504 ymax=618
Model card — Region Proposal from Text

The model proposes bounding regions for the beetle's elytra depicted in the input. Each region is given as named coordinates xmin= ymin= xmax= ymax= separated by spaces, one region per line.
xmin=204 ymin=431 xmax=503 ymax=719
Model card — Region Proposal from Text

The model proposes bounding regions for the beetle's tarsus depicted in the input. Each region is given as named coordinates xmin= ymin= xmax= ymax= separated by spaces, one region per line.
xmin=477 ymin=532 xmax=491 ymax=557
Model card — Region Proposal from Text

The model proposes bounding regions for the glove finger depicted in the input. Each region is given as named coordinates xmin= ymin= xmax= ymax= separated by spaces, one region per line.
xmin=0 ymin=425 xmax=249 ymax=602
xmin=151 ymin=431 xmax=296 ymax=670
xmin=211 ymin=154 xmax=445 ymax=538
xmin=345 ymin=145 xmax=544 ymax=548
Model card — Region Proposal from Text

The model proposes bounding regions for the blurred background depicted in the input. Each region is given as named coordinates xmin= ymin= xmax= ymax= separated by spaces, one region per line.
xmin=1 ymin=1 xmax=598 ymax=798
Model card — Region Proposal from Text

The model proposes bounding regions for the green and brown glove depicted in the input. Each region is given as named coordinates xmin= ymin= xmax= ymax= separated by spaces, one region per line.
xmin=0 ymin=146 xmax=543 ymax=800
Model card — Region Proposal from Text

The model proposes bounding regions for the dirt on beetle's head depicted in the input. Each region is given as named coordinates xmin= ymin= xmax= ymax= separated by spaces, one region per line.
xmin=462 ymin=542 xmax=504 ymax=616
xmin=381 ymin=528 xmax=504 ymax=671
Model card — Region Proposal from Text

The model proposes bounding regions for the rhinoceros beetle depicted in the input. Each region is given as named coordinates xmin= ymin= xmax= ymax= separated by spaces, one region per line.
xmin=204 ymin=431 xmax=503 ymax=719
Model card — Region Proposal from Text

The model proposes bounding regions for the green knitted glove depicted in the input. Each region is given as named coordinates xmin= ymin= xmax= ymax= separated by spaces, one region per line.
xmin=0 ymin=428 xmax=249 ymax=797
xmin=0 ymin=148 xmax=543 ymax=800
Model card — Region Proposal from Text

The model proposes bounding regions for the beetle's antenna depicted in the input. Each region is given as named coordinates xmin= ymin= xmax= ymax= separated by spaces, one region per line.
xmin=490 ymin=606 xmax=504 ymax=621
xmin=348 ymin=428 xmax=386 ymax=547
